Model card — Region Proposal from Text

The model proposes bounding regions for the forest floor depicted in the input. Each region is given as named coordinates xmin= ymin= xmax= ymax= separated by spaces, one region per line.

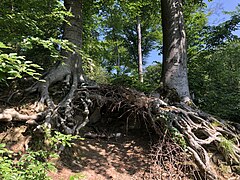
xmin=49 ymin=130 xmax=154 ymax=180
xmin=0 ymin=84 xmax=154 ymax=180
xmin=0 ymin=120 xmax=163 ymax=180
xmin=1 ymin=122 xmax=239 ymax=180
xmin=0 ymin=84 xmax=239 ymax=180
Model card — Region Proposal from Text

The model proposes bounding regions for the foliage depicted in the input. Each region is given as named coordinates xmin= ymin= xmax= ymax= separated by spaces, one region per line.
xmin=170 ymin=128 xmax=187 ymax=150
xmin=0 ymin=142 xmax=56 ymax=180
xmin=219 ymin=137 xmax=235 ymax=156
xmin=187 ymin=5 xmax=240 ymax=121
xmin=109 ymin=62 xmax=161 ymax=92
xmin=110 ymin=70 xmax=156 ymax=92
xmin=0 ymin=0 xmax=72 ymax=75
xmin=189 ymin=40 xmax=240 ymax=121
xmin=69 ymin=173 xmax=86 ymax=180
xmin=110 ymin=73 xmax=143 ymax=90
xmin=0 ymin=42 xmax=42 ymax=83
xmin=143 ymin=62 xmax=162 ymax=91
xmin=40 ymin=125 xmax=82 ymax=152
xmin=183 ymin=3 xmax=209 ymax=61
xmin=0 ymin=0 xmax=68 ymax=41
xmin=81 ymin=1 xmax=104 ymax=65
xmin=0 ymin=127 xmax=82 ymax=180
xmin=84 ymin=63 xmax=110 ymax=85
xmin=219 ymin=136 xmax=239 ymax=164
xmin=203 ymin=5 xmax=240 ymax=49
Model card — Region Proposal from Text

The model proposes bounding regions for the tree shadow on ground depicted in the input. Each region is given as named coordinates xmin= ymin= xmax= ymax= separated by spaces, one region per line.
xmin=61 ymin=129 xmax=153 ymax=179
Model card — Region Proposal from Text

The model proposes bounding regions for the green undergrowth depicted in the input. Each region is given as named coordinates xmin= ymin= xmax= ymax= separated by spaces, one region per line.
xmin=219 ymin=136 xmax=239 ymax=164
xmin=0 ymin=126 xmax=83 ymax=180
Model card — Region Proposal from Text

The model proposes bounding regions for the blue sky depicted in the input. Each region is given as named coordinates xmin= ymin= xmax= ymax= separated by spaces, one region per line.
xmin=145 ymin=0 xmax=240 ymax=67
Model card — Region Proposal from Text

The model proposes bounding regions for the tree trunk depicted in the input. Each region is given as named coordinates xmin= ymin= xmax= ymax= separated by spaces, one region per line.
xmin=160 ymin=0 xmax=190 ymax=102
xmin=63 ymin=0 xmax=85 ymax=83
xmin=61 ymin=0 xmax=84 ymax=82
xmin=27 ymin=0 xmax=87 ymax=134
xmin=137 ymin=16 xmax=143 ymax=83
xmin=35 ymin=0 xmax=84 ymax=103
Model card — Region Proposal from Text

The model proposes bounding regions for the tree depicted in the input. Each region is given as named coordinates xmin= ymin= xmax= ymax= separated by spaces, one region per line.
xmin=99 ymin=0 xmax=161 ymax=81
xmin=27 ymin=0 xmax=88 ymax=134
xmin=160 ymin=0 xmax=190 ymax=103
xmin=137 ymin=16 xmax=143 ymax=83
xmin=158 ymin=1 xmax=240 ymax=179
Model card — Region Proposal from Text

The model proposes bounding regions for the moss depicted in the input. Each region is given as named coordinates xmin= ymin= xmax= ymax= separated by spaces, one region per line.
xmin=211 ymin=121 xmax=221 ymax=127
xmin=219 ymin=137 xmax=235 ymax=155
xmin=219 ymin=136 xmax=238 ymax=164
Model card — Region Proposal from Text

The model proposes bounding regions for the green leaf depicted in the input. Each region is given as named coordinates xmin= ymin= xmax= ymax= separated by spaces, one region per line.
xmin=0 ymin=42 xmax=10 ymax=49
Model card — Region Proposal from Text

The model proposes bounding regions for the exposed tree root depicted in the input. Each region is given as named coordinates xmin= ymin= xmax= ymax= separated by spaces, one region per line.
xmin=0 ymin=108 xmax=43 ymax=124
xmin=149 ymin=102 xmax=240 ymax=179
xmin=1 ymin=83 xmax=240 ymax=179
xmin=21 ymin=49 xmax=92 ymax=135
xmin=150 ymin=131 xmax=196 ymax=179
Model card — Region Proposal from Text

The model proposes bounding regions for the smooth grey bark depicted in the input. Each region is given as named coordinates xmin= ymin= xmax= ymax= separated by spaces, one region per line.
xmin=61 ymin=0 xmax=84 ymax=83
xmin=33 ymin=0 xmax=91 ymax=134
xmin=137 ymin=17 xmax=143 ymax=83
xmin=36 ymin=0 xmax=84 ymax=101
xmin=160 ymin=0 xmax=190 ymax=102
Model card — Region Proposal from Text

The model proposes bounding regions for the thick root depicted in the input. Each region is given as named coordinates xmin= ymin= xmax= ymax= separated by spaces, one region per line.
xmin=22 ymin=54 xmax=93 ymax=135
xmin=149 ymin=102 xmax=240 ymax=179
xmin=1 ymin=84 xmax=240 ymax=179
xmin=0 ymin=108 xmax=42 ymax=124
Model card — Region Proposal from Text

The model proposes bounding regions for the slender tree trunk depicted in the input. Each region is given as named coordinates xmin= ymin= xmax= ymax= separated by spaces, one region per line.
xmin=115 ymin=42 xmax=120 ymax=75
xmin=160 ymin=0 xmax=190 ymax=102
xmin=137 ymin=16 xmax=143 ymax=83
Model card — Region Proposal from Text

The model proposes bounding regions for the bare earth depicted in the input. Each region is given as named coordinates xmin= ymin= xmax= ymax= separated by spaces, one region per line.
xmin=49 ymin=131 xmax=154 ymax=180
xmin=0 ymin=124 xmax=154 ymax=180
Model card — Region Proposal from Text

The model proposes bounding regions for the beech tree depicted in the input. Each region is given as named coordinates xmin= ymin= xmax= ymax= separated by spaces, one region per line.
xmin=157 ymin=1 xmax=240 ymax=179
xmin=27 ymin=0 xmax=89 ymax=134
xmin=160 ymin=0 xmax=190 ymax=103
